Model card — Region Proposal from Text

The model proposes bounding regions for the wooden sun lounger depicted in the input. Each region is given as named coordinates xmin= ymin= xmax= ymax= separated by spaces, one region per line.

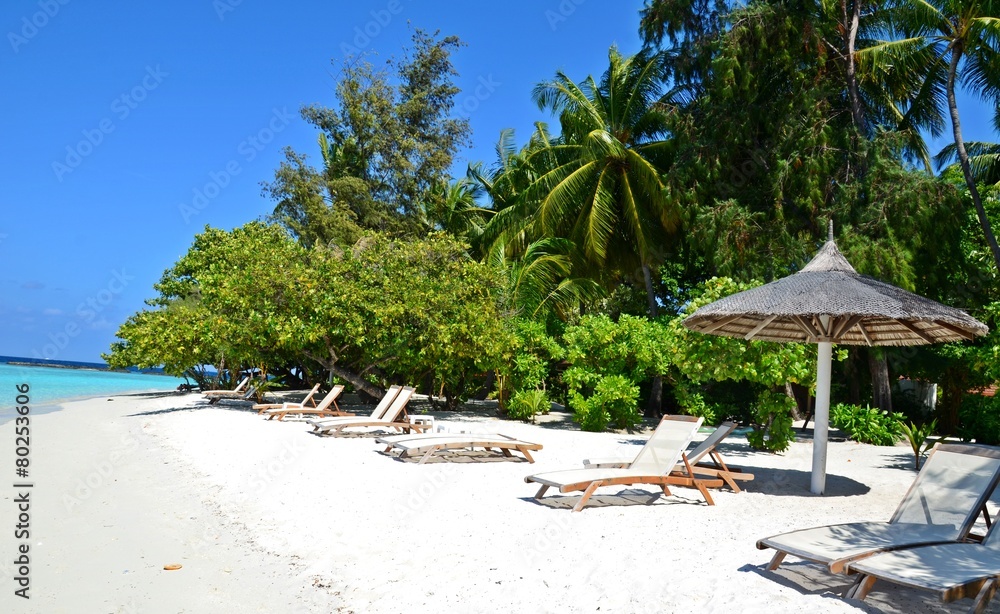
xmin=376 ymin=433 xmax=543 ymax=464
xmin=253 ymin=383 xmax=321 ymax=413
xmin=309 ymin=385 xmax=401 ymax=431
xmin=525 ymin=415 xmax=722 ymax=512
xmin=584 ymin=421 xmax=754 ymax=492
xmin=313 ymin=387 xmax=424 ymax=437
xmin=203 ymin=376 xmax=253 ymax=404
xmin=756 ymin=443 xmax=1000 ymax=576
xmin=262 ymin=385 xmax=346 ymax=421
xmin=844 ymin=521 xmax=1000 ymax=612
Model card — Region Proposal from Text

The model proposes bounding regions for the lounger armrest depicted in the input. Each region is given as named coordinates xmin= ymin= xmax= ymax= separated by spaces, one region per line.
xmin=583 ymin=457 xmax=631 ymax=469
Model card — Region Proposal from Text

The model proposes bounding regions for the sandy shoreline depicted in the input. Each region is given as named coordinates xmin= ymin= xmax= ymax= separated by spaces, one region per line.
xmin=1 ymin=392 xmax=991 ymax=613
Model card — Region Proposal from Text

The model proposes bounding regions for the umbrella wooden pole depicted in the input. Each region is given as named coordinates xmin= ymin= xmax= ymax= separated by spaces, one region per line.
xmin=811 ymin=341 xmax=833 ymax=494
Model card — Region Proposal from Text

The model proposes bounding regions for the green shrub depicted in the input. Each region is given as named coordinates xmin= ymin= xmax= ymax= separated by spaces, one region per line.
xmin=830 ymin=403 xmax=904 ymax=445
xmin=569 ymin=375 xmax=641 ymax=432
xmin=958 ymin=395 xmax=1000 ymax=445
xmin=672 ymin=384 xmax=717 ymax=425
xmin=747 ymin=391 xmax=795 ymax=452
xmin=900 ymin=419 xmax=937 ymax=470
xmin=506 ymin=389 xmax=551 ymax=422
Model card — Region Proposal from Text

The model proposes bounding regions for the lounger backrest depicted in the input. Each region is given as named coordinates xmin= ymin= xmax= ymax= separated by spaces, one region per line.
xmin=369 ymin=385 xmax=402 ymax=419
xmin=685 ymin=421 xmax=737 ymax=465
xmin=300 ymin=383 xmax=321 ymax=405
xmin=233 ymin=375 xmax=251 ymax=392
xmin=380 ymin=386 xmax=416 ymax=422
xmin=891 ymin=443 xmax=1000 ymax=540
xmin=629 ymin=415 xmax=703 ymax=474
xmin=315 ymin=385 xmax=345 ymax=411
xmin=982 ymin=513 xmax=1000 ymax=551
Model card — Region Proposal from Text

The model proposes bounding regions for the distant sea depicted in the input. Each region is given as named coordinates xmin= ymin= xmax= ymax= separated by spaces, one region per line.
xmin=0 ymin=356 xmax=187 ymax=411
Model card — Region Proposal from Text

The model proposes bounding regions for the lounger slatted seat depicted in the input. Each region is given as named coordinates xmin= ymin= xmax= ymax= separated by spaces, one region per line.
xmin=525 ymin=415 xmax=722 ymax=512
xmin=756 ymin=443 xmax=1000 ymax=576
xmin=263 ymin=385 xmax=345 ymax=421
xmin=376 ymin=433 xmax=543 ymax=464
xmin=313 ymin=386 xmax=424 ymax=437
xmin=584 ymin=421 xmax=753 ymax=492
xmin=845 ymin=521 xmax=1000 ymax=612
xmin=308 ymin=385 xmax=401 ymax=431
xmin=253 ymin=383 xmax=321 ymax=413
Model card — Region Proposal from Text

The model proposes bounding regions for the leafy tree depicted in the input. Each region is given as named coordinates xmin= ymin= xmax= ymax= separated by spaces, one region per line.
xmin=267 ymin=30 xmax=471 ymax=244
xmin=284 ymin=233 xmax=512 ymax=407
xmin=105 ymin=223 xmax=312 ymax=387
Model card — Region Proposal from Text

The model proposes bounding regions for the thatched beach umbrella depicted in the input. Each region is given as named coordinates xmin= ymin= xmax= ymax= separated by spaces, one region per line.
xmin=682 ymin=225 xmax=988 ymax=494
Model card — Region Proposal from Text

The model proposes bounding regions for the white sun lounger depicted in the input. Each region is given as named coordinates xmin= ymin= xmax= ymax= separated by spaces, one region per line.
xmin=308 ymin=385 xmax=401 ymax=431
xmin=261 ymin=385 xmax=345 ymax=421
xmin=524 ymin=415 xmax=722 ymax=512
xmin=756 ymin=443 xmax=1000 ymax=575
xmin=845 ymin=518 xmax=1000 ymax=612
xmin=376 ymin=432 xmax=543 ymax=464
xmin=253 ymin=383 xmax=321 ymax=413
xmin=312 ymin=386 xmax=424 ymax=437
xmin=584 ymin=421 xmax=753 ymax=492
xmin=203 ymin=376 xmax=254 ymax=404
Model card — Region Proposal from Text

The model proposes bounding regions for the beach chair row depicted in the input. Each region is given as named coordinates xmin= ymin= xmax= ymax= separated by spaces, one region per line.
xmin=206 ymin=381 xmax=1000 ymax=611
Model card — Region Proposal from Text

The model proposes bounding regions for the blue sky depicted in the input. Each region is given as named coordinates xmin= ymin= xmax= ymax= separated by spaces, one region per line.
xmin=0 ymin=1 xmax=996 ymax=363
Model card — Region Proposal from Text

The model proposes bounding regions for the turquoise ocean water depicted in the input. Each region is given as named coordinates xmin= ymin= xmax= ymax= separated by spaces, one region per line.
xmin=0 ymin=360 xmax=186 ymax=415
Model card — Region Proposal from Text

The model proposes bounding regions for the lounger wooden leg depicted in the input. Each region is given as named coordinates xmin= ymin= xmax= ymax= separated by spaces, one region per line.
xmin=849 ymin=575 xmax=877 ymax=601
xmin=534 ymin=485 xmax=550 ymax=499
xmin=721 ymin=472 xmax=741 ymax=493
xmin=695 ymin=481 xmax=715 ymax=506
xmin=766 ymin=551 xmax=786 ymax=571
xmin=573 ymin=481 xmax=602 ymax=512
xmin=520 ymin=448 xmax=535 ymax=464
xmin=660 ymin=485 xmax=672 ymax=496
xmin=973 ymin=578 xmax=998 ymax=614
xmin=418 ymin=447 xmax=440 ymax=465
xmin=500 ymin=448 xmax=514 ymax=458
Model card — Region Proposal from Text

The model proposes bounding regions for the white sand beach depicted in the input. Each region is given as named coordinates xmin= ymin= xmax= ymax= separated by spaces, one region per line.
xmin=2 ymin=392 xmax=994 ymax=613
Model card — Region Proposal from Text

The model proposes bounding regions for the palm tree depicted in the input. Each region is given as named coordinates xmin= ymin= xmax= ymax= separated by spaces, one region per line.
xmin=863 ymin=0 xmax=1000 ymax=271
xmin=514 ymin=46 xmax=678 ymax=318
xmin=481 ymin=47 xmax=677 ymax=415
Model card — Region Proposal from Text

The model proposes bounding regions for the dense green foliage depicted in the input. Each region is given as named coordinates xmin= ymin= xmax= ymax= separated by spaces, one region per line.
xmin=831 ymin=403 xmax=905 ymax=446
xmin=106 ymin=225 xmax=508 ymax=408
xmin=109 ymin=6 xmax=1000 ymax=442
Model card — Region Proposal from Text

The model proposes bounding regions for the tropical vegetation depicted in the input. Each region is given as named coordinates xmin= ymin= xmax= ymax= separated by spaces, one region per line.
xmin=106 ymin=8 xmax=1000 ymax=448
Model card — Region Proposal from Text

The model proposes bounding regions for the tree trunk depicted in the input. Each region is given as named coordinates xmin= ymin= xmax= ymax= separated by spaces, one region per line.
xmin=938 ymin=368 xmax=966 ymax=435
xmin=845 ymin=348 xmax=862 ymax=405
xmin=642 ymin=262 xmax=663 ymax=417
xmin=948 ymin=47 xmax=1000 ymax=272
xmin=868 ymin=349 xmax=892 ymax=413
xmin=327 ymin=363 xmax=383 ymax=399
xmin=842 ymin=0 xmax=865 ymax=130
